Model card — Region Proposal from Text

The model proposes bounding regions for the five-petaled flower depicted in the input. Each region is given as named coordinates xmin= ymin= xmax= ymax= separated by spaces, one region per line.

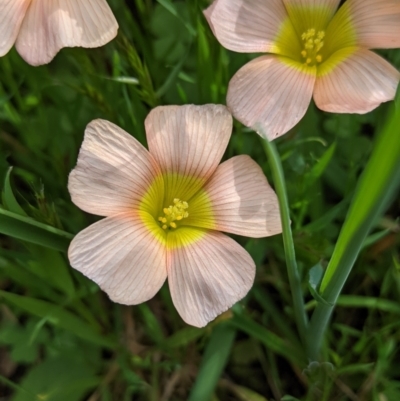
xmin=0 ymin=0 xmax=118 ymax=66
xmin=68 ymin=105 xmax=282 ymax=327
xmin=205 ymin=0 xmax=400 ymax=140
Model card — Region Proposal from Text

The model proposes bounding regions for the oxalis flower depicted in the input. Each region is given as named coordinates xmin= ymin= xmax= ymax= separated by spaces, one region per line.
xmin=0 ymin=0 xmax=118 ymax=66
xmin=68 ymin=105 xmax=282 ymax=327
xmin=205 ymin=0 xmax=400 ymax=140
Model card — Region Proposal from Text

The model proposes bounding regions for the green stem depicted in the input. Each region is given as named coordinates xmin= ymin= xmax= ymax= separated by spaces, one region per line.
xmin=262 ymin=138 xmax=308 ymax=347
xmin=307 ymin=106 xmax=400 ymax=361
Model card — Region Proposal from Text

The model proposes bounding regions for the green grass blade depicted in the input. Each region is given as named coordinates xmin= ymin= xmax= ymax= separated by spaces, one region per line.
xmin=307 ymin=106 xmax=400 ymax=360
xmin=188 ymin=323 xmax=236 ymax=401
xmin=2 ymin=167 xmax=28 ymax=216
xmin=0 ymin=291 xmax=115 ymax=349
xmin=0 ymin=207 xmax=73 ymax=252
xmin=230 ymin=314 xmax=306 ymax=366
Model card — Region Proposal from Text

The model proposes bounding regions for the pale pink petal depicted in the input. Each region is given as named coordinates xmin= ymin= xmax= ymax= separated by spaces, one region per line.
xmin=227 ymin=56 xmax=316 ymax=140
xmin=188 ymin=156 xmax=282 ymax=238
xmin=347 ymin=0 xmax=400 ymax=49
xmin=0 ymin=0 xmax=30 ymax=57
xmin=68 ymin=119 xmax=163 ymax=217
xmin=15 ymin=0 xmax=118 ymax=66
xmin=282 ymin=0 xmax=341 ymax=30
xmin=204 ymin=0 xmax=296 ymax=55
xmin=146 ymin=104 xmax=232 ymax=200
xmin=69 ymin=212 xmax=167 ymax=305
xmin=314 ymin=48 xmax=400 ymax=113
xmin=167 ymin=228 xmax=255 ymax=327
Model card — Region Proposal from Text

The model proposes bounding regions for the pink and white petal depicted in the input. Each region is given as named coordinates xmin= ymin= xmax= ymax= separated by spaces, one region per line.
xmin=167 ymin=228 xmax=255 ymax=327
xmin=282 ymin=0 xmax=341 ymax=31
xmin=204 ymin=0 xmax=294 ymax=55
xmin=227 ymin=56 xmax=316 ymax=140
xmin=347 ymin=0 xmax=400 ymax=49
xmin=314 ymin=49 xmax=400 ymax=114
xmin=15 ymin=0 xmax=118 ymax=66
xmin=146 ymin=105 xmax=232 ymax=200
xmin=189 ymin=156 xmax=282 ymax=238
xmin=68 ymin=119 xmax=163 ymax=217
xmin=0 ymin=0 xmax=30 ymax=57
xmin=69 ymin=212 xmax=167 ymax=305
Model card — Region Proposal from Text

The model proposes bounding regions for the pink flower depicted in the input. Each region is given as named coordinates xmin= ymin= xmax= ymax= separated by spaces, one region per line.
xmin=0 ymin=0 xmax=118 ymax=66
xmin=205 ymin=0 xmax=400 ymax=140
xmin=68 ymin=105 xmax=282 ymax=327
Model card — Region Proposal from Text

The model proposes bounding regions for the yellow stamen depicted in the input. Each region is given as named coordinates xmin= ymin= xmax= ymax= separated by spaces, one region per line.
xmin=300 ymin=28 xmax=325 ymax=66
xmin=158 ymin=198 xmax=189 ymax=230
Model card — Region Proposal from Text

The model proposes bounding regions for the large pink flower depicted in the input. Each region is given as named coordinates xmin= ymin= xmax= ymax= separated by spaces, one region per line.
xmin=68 ymin=105 xmax=282 ymax=327
xmin=205 ymin=0 xmax=400 ymax=140
xmin=0 ymin=0 xmax=118 ymax=66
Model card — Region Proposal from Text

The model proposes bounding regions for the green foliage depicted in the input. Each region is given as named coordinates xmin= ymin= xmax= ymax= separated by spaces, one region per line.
xmin=1 ymin=0 xmax=400 ymax=400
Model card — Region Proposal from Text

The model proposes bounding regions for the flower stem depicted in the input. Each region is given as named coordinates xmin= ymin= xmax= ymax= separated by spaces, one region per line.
xmin=261 ymin=138 xmax=308 ymax=347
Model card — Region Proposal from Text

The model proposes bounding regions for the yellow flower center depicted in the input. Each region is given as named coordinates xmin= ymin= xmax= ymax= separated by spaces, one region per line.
xmin=158 ymin=198 xmax=189 ymax=230
xmin=300 ymin=28 xmax=325 ymax=66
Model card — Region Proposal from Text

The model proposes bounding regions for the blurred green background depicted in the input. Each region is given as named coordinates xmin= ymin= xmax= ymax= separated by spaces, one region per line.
xmin=1 ymin=1 xmax=400 ymax=400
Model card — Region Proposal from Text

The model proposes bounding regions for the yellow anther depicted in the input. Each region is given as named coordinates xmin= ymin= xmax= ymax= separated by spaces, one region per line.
xmin=300 ymin=28 xmax=325 ymax=66
xmin=158 ymin=198 xmax=189 ymax=230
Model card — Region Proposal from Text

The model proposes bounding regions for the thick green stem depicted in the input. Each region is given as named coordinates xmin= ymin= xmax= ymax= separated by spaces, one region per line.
xmin=307 ymin=106 xmax=400 ymax=361
xmin=262 ymin=138 xmax=308 ymax=347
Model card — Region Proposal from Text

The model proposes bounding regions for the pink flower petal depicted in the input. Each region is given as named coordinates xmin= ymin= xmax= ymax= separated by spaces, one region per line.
xmin=314 ymin=48 xmax=400 ymax=113
xmin=15 ymin=0 xmax=118 ymax=66
xmin=68 ymin=119 xmax=162 ymax=217
xmin=204 ymin=0 xmax=296 ymax=55
xmin=227 ymin=55 xmax=316 ymax=140
xmin=188 ymin=155 xmax=282 ymax=238
xmin=347 ymin=0 xmax=400 ymax=49
xmin=0 ymin=0 xmax=30 ymax=57
xmin=167 ymin=228 xmax=255 ymax=327
xmin=69 ymin=212 xmax=167 ymax=305
xmin=146 ymin=104 xmax=232 ymax=200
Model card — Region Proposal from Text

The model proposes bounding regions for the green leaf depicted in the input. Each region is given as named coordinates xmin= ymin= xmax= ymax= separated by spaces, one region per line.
xmin=0 ymin=207 xmax=73 ymax=252
xmin=308 ymin=106 xmax=400 ymax=360
xmin=337 ymin=295 xmax=400 ymax=314
xmin=230 ymin=314 xmax=306 ymax=366
xmin=12 ymin=356 xmax=100 ymax=401
xmin=156 ymin=0 xmax=196 ymax=36
xmin=395 ymin=81 xmax=400 ymax=110
xmin=2 ymin=167 xmax=27 ymax=216
xmin=163 ymin=326 xmax=206 ymax=349
xmin=28 ymin=247 xmax=75 ymax=298
xmin=320 ymin=106 xmax=400 ymax=292
xmin=0 ymin=291 xmax=115 ymax=348
xmin=308 ymin=263 xmax=333 ymax=306
xmin=305 ymin=142 xmax=337 ymax=187
xmin=361 ymin=228 xmax=390 ymax=250
xmin=188 ymin=323 xmax=236 ymax=401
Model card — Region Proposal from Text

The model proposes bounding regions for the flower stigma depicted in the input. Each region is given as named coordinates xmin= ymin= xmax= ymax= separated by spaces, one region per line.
xmin=158 ymin=198 xmax=189 ymax=230
xmin=300 ymin=29 xmax=325 ymax=66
